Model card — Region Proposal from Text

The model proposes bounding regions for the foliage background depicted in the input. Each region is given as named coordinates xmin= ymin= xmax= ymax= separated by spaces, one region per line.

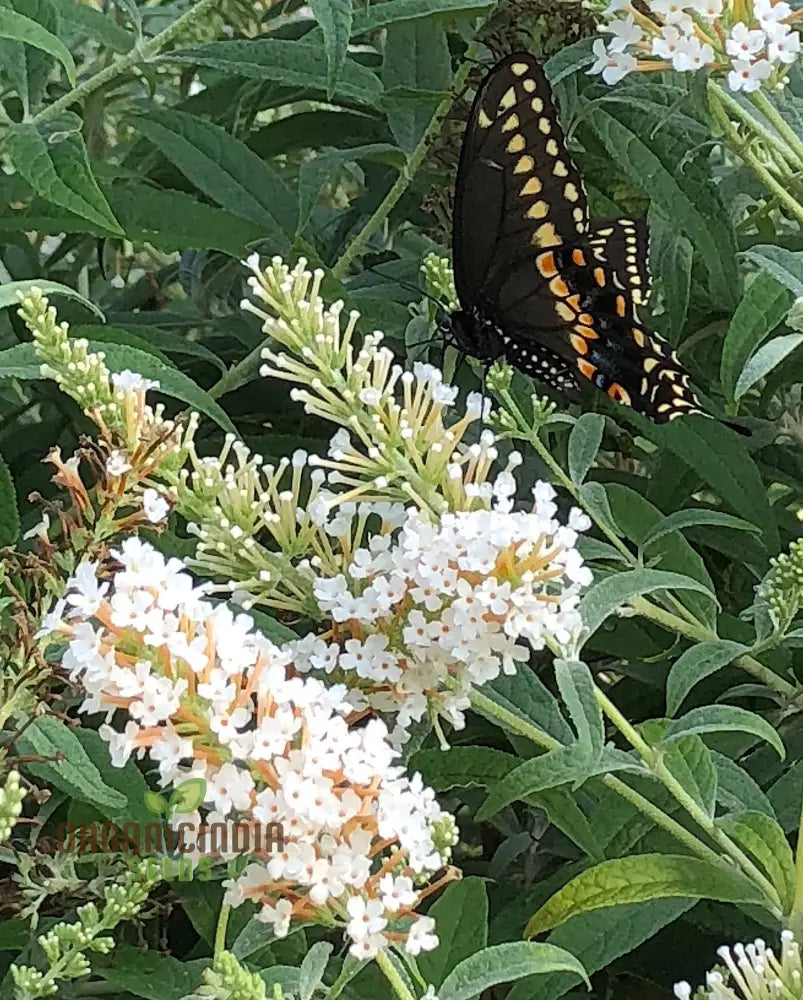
xmin=1 ymin=0 xmax=803 ymax=998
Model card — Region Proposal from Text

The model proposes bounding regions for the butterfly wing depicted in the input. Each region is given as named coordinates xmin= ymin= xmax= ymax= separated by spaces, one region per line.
xmin=587 ymin=218 xmax=652 ymax=307
xmin=452 ymin=51 xmax=589 ymax=311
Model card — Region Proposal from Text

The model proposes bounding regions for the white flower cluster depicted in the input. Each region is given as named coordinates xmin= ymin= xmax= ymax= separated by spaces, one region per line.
xmin=674 ymin=930 xmax=803 ymax=1000
xmin=294 ymin=482 xmax=592 ymax=743
xmin=590 ymin=0 xmax=799 ymax=90
xmin=40 ymin=538 xmax=457 ymax=960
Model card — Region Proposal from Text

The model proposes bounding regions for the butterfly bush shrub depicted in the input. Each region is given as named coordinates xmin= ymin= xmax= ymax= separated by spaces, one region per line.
xmin=0 ymin=1 xmax=802 ymax=999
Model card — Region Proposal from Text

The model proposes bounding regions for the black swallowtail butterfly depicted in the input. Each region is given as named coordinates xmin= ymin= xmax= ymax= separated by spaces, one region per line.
xmin=441 ymin=51 xmax=714 ymax=425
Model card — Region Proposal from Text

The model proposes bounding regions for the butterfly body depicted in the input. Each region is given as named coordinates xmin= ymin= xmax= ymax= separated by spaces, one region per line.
xmin=446 ymin=51 xmax=719 ymax=425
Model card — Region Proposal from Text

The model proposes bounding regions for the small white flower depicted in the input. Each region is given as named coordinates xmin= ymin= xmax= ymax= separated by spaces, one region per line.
xmin=768 ymin=24 xmax=800 ymax=63
xmin=606 ymin=15 xmax=643 ymax=51
xmin=111 ymin=370 xmax=158 ymax=392
xmin=106 ymin=450 xmax=132 ymax=476
xmin=405 ymin=915 xmax=439 ymax=955
xmin=650 ymin=0 xmax=689 ymax=22
xmin=143 ymin=488 xmax=170 ymax=523
xmin=673 ymin=34 xmax=714 ymax=70
xmin=755 ymin=0 xmax=792 ymax=30
xmin=728 ymin=57 xmax=773 ymax=91
xmin=589 ymin=39 xmax=637 ymax=85
xmin=686 ymin=0 xmax=722 ymax=18
xmin=726 ymin=22 xmax=767 ymax=60
xmin=652 ymin=25 xmax=685 ymax=61
xmin=23 ymin=513 xmax=50 ymax=542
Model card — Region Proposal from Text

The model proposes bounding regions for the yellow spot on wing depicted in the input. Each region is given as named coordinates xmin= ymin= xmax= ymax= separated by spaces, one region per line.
xmin=501 ymin=113 xmax=519 ymax=133
xmin=631 ymin=327 xmax=645 ymax=347
xmin=514 ymin=155 xmax=534 ymax=174
xmin=564 ymin=182 xmax=579 ymax=201
xmin=520 ymin=176 xmax=542 ymax=196
xmin=538 ymin=117 xmax=552 ymax=134
xmin=555 ymin=302 xmax=575 ymax=322
xmin=553 ymin=160 xmax=568 ymax=177
xmin=523 ymin=78 xmax=536 ymax=93
xmin=644 ymin=357 xmax=659 ymax=373
xmin=526 ymin=200 xmax=549 ymax=219
xmin=545 ymin=138 xmax=559 ymax=156
xmin=511 ymin=61 xmax=529 ymax=76
xmin=570 ymin=334 xmax=588 ymax=356
xmin=507 ymin=134 xmax=526 ymax=154
xmin=531 ymin=97 xmax=544 ymax=113
xmin=477 ymin=108 xmax=492 ymax=128
xmin=499 ymin=86 xmax=517 ymax=111
xmin=534 ymin=222 xmax=560 ymax=247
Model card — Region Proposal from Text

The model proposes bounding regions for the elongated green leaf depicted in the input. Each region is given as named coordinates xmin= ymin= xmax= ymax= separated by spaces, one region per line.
xmin=309 ymin=0 xmax=352 ymax=97
xmin=128 ymin=109 xmax=295 ymax=244
xmin=642 ymin=510 xmax=760 ymax=551
xmin=663 ymin=705 xmax=785 ymax=759
xmin=580 ymin=569 xmax=715 ymax=637
xmin=409 ymin=747 xmax=518 ymax=791
xmin=741 ymin=245 xmax=803 ymax=296
xmin=0 ymin=453 xmax=19 ymax=545
xmin=50 ymin=0 xmax=134 ymax=52
xmin=663 ymin=736 xmax=717 ymax=817
xmin=72 ymin=323 xmax=225 ymax=374
xmin=524 ymin=855 xmax=764 ymax=936
xmin=0 ymin=0 xmax=60 ymax=113
xmin=0 ymin=7 xmax=75 ymax=84
xmin=0 ymin=342 xmax=235 ymax=434
xmin=5 ymin=117 xmax=122 ymax=234
xmin=439 ymin=943 xmax=588 ymax=1000
xmin=712 ymin=751 xmax=776 ymax=819
xmin=648 ymin=208 xmax=692 ymax=341
xmin=544 ymin=37 xmax=597 ymax=85
xmin=0 ymin=278 xmax=104 ymax=318
xmin=476 ymin=745 xmax=592 ymax=822
xmin=92 ymin=947 xmax=206 ymax=1000
xmin=484 ymin=669 xmax=573 ymax=744
xmin=578 ymin=481 xmax=620 ymax=536
xmin=418 ymin=879 xmax=488 ymax=988
xmin=555 ymin=659 xmax=603 ymax=757
xmin=735 ymin=333 xmax=803 ymax=400
xmin=18 ymin=717 xmax=127 ymax=814
xmin=568 ymin=412 xmax=603 ymax=486
xmin=299 ymin=941 xmax=332 ymax=1000
xmin=169 ymin=39 xmax=383 ymax=107
xmin=352 ymin=0 xmax=493 ymax=33
xmin=720 ymin=270 xmax=792 ymax=402
xmin=382 ymin=19 xmax=451 ymax=154
xmin=718 ymin=811 xmax=795 ymax=911
xmin=666 ymin=640 xmax=747 ymax=715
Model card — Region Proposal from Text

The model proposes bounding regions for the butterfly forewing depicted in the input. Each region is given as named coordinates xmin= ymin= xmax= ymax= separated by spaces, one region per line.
xmin=452 ymin=52 xmax=589 ymax=310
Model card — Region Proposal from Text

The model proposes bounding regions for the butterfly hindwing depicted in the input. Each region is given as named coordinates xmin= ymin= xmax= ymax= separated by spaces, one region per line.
xmin=452 ymin=52 xmax=589 ymax=310
xmin=587 ymin=218 xmax=652 ymax=307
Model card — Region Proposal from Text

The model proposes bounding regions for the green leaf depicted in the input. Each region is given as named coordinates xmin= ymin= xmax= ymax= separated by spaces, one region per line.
xmin=49 ymin=0 xmax=134 ymax=53
xmin=128 ymin=109 xmax=295 ymax=245
xmin=409 ymin=747 xmax=518 ymax=791
xmin=735 ymin=333 xmax=803 ymax=400
xmin=0 ymin=0 xmax=60 ymax=114
xmin=0 ymin=453 xmax=19 ymax=545
xmin=167 ymin=777 xmax=207 ymax=818
xmin=309 ymin=0 xmax=352 ymax=97
xmin=351 ymin=0 xmax=493 ymax=33
xmin=663 ymin=706 xmax=785 ymax=759
xmin=92 ymin=947 xmax=207 ymax=1000
xmin=524 ymin=855 xmax=764 ymax=936
xmin=741 ymin=245 xmax=803 ymax=297
xmin=720 ymin=270 xmax=792 ymax=402
xmin=143 ymin=790 xmax=168 ymax=817
xmin=0 ymin=341 xmax=236 ymax=434
xmin=509 ymin=900 xmax=694 ymax=1000
xmin=580 ymin=569 xmax=715 ymax=637
xmin=417 ymin=878 xmax=488 ymax=987
xmin=711 ymin=751 xmax=776 ymax=819
xmin=4 ymin=117 xmax=123 ymax=234
xmin=0 ymin=278 xmax=104 ymax=318
xmin=555 ymin=659 xmax=603 ymax=757
xmin=475 ymin=744 xmax=594 ymax=822
xmin=544 ymin=37 xmax=597 ymax=85
xmin=718 ymin=811 xmax=795 ymax=911
xmin=578 ymin=481 xmax=620 ymax=536
xmin=768 ymin=761 xmax=803 ymax=832
xmin=439 ymin=943 xmax=589 ymax=1000
xmin=666 ymin=640 xmax=748 ymax=715
xmin=644 ymin=417 xmax=777 ymax=551
xmin=483 ymin=669 xmax=573 ymax=744
xmin=568 ymin=412 xmax=604 ymax=486
xmin=299 ymin=941 xmax=333 ymax=1000
xmin=641 ymin=510 xmax=760 ymax=551
xmin=0 ymin=7 xmax=75 ymax=85
xmin=170 ymin=39 xmax=383 ymax=107
xmin=18 ymin=717 xmax=127 ymax=815
xmin=662 ymin=735 xmax=717 ymax=817
xmin=648 ymin=208 xmax=693 ymax=341
xmin=382 ymin=20 xmax=451 ymax=155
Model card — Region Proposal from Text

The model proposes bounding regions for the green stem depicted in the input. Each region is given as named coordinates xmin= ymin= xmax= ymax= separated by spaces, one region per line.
xmin=208 ymin=342 xmax=263 ymax=400
xmin=331 ymin=52 xmax=476 ymax=280
xmin=34 ymin=0 xmax=224 ymax=124
xmin=629 ymin=596 xmax=803 ymax=705
xmin=375 ymin=950 xmax=416 ymax=1000
xmin=713 ymin=82 xmax=801 ymax=172
xmin=708 ymin=82 xmax=803 ymax=226
xmin=469 ymin=689 xmax=725 ymax=867
xmin=213 ymin=903 xmax=231 ymax=968
xmin=596 ymin=686 xmax=783 ymax=914
xmin=748 ymin=88 xmax=803 ymax=172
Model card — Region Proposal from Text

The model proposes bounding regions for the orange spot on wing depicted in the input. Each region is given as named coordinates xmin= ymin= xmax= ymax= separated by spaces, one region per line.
xmin=577 ymin=312 xmax=594 ymax=326
xmin=572 ymin=248 xmax=586 ymax=267
xmin=570 ymin=334 xmax=588 ymax=356
xmin=566 ymin=294 xmax=581 ymax=311
xmin=607 ymin=383 xmax=631 ymax=405
xmin=537 ymin=252 xmax=557 ymax=278
xmin=616 ymin=295 xmax=626 ymax=317
xmin=577 ymin=359 xmax=596 ymax=380
xmin=549 ymin=276 xmax=569 ymax=298
xmin=632 ymin=327 xmax=646 ymax=347
xmin=594 ymin=267 xmax=606 ymax=287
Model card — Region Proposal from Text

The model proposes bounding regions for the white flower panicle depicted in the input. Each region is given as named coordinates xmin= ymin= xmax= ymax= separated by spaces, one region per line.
xmin=590 ymin=0 xmax=799 ymax=89
xmin=297 ymin=483 xmax=592 ymax=742
xmin=674 ymin=931 xmax=803 ymax=1000
xmin=41 ymin=539 xmax=457 ymax=959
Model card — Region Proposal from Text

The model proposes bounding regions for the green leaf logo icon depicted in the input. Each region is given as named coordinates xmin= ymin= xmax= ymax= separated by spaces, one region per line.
xmin=143 ymin=790 xmax=168 ymax=817
xmin=167 ymin=778 xmax=207 ymax=819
